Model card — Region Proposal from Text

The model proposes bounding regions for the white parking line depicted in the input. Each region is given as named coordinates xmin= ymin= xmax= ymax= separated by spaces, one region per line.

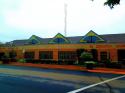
xmin=68 ymin=75 xmax=125 ymax=93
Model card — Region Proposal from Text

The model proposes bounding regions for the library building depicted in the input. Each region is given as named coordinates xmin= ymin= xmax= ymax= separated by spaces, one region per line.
xmin=0 ymin=30 xmax=125 ymax=64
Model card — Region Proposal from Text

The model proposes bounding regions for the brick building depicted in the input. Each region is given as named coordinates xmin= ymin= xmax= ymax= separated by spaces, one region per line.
xmin=0 ymin=30 xmax=125 ymax=63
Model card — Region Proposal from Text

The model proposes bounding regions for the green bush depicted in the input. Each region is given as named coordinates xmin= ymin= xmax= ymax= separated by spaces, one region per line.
xmin=105 ymin=62 xmax=122 ymax=69
xmin=18 ymin=59 xmax=26 ymax=63
xmin=84 ymin=61 xmax=97 ymax=69
xmin=80 ymin=52 xmax=93 ymax=61
xmin=84 ymin=61 xmax=97 ymax=64
xmin=1 ymin=53 xmax=10 ymax=64
xmin=0 ymin=61 xmax=3 ymax=64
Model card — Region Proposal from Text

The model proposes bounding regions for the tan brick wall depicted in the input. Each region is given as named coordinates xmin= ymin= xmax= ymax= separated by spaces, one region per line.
xmin=0 ymin=43 xmax=125 ymax=62
xmin=110 ymin=49 xmax=118 ymax=62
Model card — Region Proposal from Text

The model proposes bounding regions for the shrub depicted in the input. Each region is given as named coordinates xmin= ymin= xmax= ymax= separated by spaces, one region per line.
xmin=105 ymin=59 xmax=111 ymax=64
xmin=57 ymin=59 xmax=75 ymax=65
xmin=84 ymin=61 xmax=97 ymax=69
xmin=80 ymin=52 xmax=93 ymax=61
xmin=106 ymin=62 xmax=122 ymax=69
xmin=33 ymin=60 xmax=41 ymax=64
xmin=0 ymin=61 xmax=3 ymax=64
xmin=18 ymin=59 xmax=26 ymax=63
xmin=85 ymin=61 xmax=97 ymax=65
xmin=25 ymin=58 xmax=34 ymax=63
xmin=1 ymin=53 xmax=10 ymax=64
xmin=10 ymin=59 xmax=17 ymax=62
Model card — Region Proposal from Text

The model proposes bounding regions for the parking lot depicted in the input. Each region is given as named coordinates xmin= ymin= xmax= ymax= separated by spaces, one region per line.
xmin=0 ymin=65 xmax=125 ymax=93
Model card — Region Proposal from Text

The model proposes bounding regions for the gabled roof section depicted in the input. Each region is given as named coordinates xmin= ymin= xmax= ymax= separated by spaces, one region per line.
xmin=80 ymin=30 xmax=105 ymax=43
xmin=28 ymin=35 xmax=42 ymax=44
xmin=49 ymin=33 xmax=70 ymax=44
xmin=5 ymin=32 xmax=125 ymax=46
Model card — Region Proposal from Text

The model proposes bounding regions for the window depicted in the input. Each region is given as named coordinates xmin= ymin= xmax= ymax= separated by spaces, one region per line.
xmin=24 ymin=52 xmax=35 ymax=59
xmin=53 ymin=38 xmax=65 ymax=43
xmin=28 ymin=35 xmax=41 ymax=45
xmin=80 ymin=30 xmax=105 ymax=43
xmin=49 ymin=33 xmax=70 ymax=44
xmin=58 ymin=51 xmax=77 ymax=60
xmin=39 ymin=51 xmax=53 ymax=59
xmin=29 ymin=39 xmax=38 ymax=44
xmin=84 ymin=36 xmax=97 ymax=43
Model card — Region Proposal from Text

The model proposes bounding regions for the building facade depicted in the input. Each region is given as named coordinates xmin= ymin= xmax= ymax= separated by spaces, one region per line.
xmin=0 ymin=30 xmax=125 ymax=63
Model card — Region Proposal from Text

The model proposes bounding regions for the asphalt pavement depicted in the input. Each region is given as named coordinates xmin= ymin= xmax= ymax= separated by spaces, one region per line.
xmin=0 ymin=65 xmax=125 ymax=93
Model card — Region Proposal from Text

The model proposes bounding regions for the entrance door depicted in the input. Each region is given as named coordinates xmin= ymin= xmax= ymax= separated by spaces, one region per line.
xmin=118 ymin=49 xmax=125 ymax=64
xmin=100 ymin=52 xmax=108 ymax=62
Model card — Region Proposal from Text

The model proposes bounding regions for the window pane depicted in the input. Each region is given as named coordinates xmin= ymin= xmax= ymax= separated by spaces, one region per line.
xmin=54 ymin=38 xmax=65 ymax=43
xmin=39 ymin=51 xmax=53 ymax=59
xmin=58 ymin=51 xmax=77 ymax=60
xmin=29 ymin=39 xmax=38 ymax=44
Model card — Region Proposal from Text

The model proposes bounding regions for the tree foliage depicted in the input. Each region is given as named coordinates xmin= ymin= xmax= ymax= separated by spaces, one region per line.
xmin=92 ymin=0 xmax=120 ymax=9
xmin=0 ymin=42 xmax=4 ymax=46
xmin=80 ymin=52 xmax=93 ymax=61
xmin=104 ymin=0 xmax=120 ymax=9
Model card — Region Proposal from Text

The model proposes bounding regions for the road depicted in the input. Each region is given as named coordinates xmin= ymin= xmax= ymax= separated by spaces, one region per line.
xmin=0 ymin=65 xmax=125 ymax=93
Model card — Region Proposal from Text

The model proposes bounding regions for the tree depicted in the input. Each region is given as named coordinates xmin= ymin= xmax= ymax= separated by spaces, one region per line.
xmin=0 ymin=42 xmax=4 ymax=47
xmin=104 ymin=0 xmax=120 ymax=9
xmin=80 ymin=52 xmax=96 ymax=69
xmin=80 ymin=52 xmax=93 ymax=61
xmin=92 ymin=0 xmax=120 ymax=9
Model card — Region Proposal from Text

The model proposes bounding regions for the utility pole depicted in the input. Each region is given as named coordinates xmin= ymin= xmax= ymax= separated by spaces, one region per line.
xmin=64 ymin=3 xmax=67 ymax=37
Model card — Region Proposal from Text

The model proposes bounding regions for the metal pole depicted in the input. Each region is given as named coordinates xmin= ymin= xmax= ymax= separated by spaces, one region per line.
xmin=64 ymin=3 xmax=67 ymax=37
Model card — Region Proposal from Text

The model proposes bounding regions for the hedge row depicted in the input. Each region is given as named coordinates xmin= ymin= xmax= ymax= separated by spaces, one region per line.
xmin=1 ymin=58 xmax=124 ymax=69
xmin=97 ymin=62 xmax=123 ymax=69
xmin=25 ymin=59 xmax=76 ymax=65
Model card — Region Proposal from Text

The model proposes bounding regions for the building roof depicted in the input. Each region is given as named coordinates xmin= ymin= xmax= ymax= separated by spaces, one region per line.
xmin=100 ymin=34 xmax=125 ymax=43
xmin=6 ymin=32 xmax=125 ymax=46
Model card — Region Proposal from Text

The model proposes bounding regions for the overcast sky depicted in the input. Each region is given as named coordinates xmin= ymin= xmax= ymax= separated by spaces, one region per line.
xmin=0 ymin=0 xmax=125 ymax=42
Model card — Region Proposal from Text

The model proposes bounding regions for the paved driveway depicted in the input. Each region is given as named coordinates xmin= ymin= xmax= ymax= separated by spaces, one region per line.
xmin=0 ymin=65 xmax=125 ymax=93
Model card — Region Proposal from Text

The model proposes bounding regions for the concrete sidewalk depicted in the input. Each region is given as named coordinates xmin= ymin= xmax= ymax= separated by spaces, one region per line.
xmin=9 ymin=62 xmax=125 ymax=75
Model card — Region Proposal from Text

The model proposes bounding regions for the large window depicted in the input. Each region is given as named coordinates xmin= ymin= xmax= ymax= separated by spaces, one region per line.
xmin=53 ymin=38 xmax=65 ymax=44
xmin=80 ymin=30 xmax=105 ymax=43
xmin=29 ymin=39 xmax=39 ymax=44
xmin=24 ymin=52 xmax=35 ymax=59
xmin=58 ymin=51 xmax=77 ymax=60
xmin=49 ymin=33 xmax=70 ymax=44
xmin=84 ymin=36 xmax=97 ymax=43
xmin=39 ymin=51 xmax=53 ymax=59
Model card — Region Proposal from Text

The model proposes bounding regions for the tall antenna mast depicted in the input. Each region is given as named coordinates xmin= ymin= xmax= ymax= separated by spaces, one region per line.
xmin=64 ymin=3 xmax=67 ymax=37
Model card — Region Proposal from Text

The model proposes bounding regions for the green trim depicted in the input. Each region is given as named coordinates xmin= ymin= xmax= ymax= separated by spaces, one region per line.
xmin=80 ymin=30 xmax=105 ymax=43
xmin=49 ymin=33 xmax=70 ymax=44
xmin=28 ymin=35 xmax=41 ymax=44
